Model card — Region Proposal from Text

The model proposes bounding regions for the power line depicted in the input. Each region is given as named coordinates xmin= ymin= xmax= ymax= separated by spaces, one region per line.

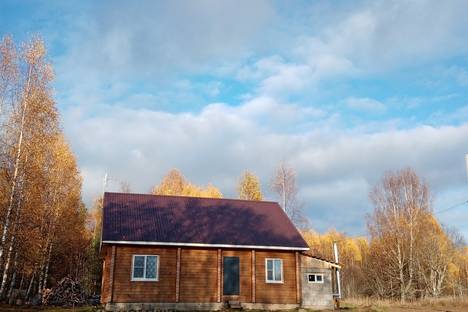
xmin=435 ymin=200 xmax=468 ymax=214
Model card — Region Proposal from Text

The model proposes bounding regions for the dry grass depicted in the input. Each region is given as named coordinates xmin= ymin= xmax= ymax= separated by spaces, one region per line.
xmin=341 ymin=296 xmax=468 ymax=312
xmin=1 ymin=299 xmax=468 ymax=312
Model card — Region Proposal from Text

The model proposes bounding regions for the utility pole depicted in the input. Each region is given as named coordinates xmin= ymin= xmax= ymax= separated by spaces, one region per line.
xmin=333 ymin=241 xmax=342 ymax=300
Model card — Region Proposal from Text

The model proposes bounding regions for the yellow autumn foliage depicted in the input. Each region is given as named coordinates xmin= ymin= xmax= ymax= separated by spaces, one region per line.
xmin=237 ymin=171 xmax=263 ymax=201
xmin=151 ymin=169 xmax=223 ymax=198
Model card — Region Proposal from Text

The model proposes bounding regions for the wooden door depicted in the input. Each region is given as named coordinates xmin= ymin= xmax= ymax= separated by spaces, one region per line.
xmin=223 ymin=256 xmax=240 ymax=295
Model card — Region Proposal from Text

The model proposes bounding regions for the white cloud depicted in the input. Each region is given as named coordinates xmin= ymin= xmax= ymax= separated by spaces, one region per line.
xmin=58 ymin=0 xmax=275 ymax=80
xmin=314 ymin=1 xmax=468 ymax=70
xmin=236 ymin=52 xmax=355 ymax=96
xmin=345 ymin=97 xmax=386 ymax=113
xmin=63 ymin=99 xmax=468 ymax=237
xmin=233 ymin=0 xmax=468 ymax=97
xmin=41 ymin=0 xmax=468 ymax=239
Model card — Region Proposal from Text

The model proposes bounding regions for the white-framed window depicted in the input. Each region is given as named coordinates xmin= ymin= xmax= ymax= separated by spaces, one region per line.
xmin=307 ymin=273 xmax=324 ymax=283
xmin=131 ymin=255 xmax=159 ymax=281
xmin=265 ymin=258 xmax=283 ymax=283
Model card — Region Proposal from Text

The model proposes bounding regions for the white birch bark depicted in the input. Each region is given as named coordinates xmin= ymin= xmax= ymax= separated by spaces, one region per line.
xmin=0 ymin=64 xmax=32 ymax=264
xmin=25 ymin=270 xmax=35 ymax=300
xmin=6 ymin=251 xmax=18 ymax=300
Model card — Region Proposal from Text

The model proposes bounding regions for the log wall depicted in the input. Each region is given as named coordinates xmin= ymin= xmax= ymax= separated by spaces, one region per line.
xmin=101 ymin=245 xmax=299 ymax=305
xmin=100 ymin=246 xmax=112 ymax=303
xmin=110 ymin=246 xmax=177 ymax=303
xmin=179 ymin=248 xmax=218 ymax=302
xmin=254 ymin=251 xmax=298 ymax=304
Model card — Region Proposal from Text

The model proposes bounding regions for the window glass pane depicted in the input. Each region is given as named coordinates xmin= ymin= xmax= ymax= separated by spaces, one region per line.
xmin=316 ymin=274 xmax=323 ymax=282
xmin=309 ymin=274 xmax=315 ymax=282
xmin=146 ymin=256 xmax=157 ymax=279
xmin=133 ymin=267 xmax=144 ymax=278
xmin=267 ymin=269 xmax=273 ymax=281
xmin=274 ymin=268 xmax=281 ymax=281
xmin=267 ymin=260 xmax=273 ymax=271
xmin=134 ymin=256 xmax=145 ymax=268
xmin=274 ymin=260 xmax=282 ymax=281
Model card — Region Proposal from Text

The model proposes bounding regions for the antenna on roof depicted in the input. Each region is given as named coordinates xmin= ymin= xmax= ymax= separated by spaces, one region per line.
xmin=465 ymin=154 xmax=468 ymax=180
xmin=103 ymin=173 xmax=108 ymax=192
xmin=99 ymin=172 xmax=108 ymax=252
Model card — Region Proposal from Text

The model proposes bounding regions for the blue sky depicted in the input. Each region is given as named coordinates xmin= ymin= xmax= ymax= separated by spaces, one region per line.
xmin=2 ymin=0 xmax=468 ymax=237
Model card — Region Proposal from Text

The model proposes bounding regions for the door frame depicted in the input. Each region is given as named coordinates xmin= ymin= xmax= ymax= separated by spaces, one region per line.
xmin=222 ymin=256 xmax=241 ymax=297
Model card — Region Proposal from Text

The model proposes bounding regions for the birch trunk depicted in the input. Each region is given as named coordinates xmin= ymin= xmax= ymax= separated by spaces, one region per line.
xmin=7 ymin=251 xmax=18 ymax=300
xmin=0 ymin=238 xmax=15 ymax=298
xmin=0 ymin=178 xmax=24 ymax=298
xmin=42 ymin=242 xmax=53 ymax=292
xmin=25 ymin=271 xmax=35 ymax=300
xmin=0 ymin=64 xmax=32 ymax=264
xmin=397 ymin=242 xmax=406 ymax=302
xmin=37 ymin=259 xmax=45 ymax=296
xmin=0 ymin=165 xmax=28 ymax=299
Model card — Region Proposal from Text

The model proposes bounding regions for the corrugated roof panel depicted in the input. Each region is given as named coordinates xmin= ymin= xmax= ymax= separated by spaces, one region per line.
xmin=102 ymin=192 xmax=308 ymax=249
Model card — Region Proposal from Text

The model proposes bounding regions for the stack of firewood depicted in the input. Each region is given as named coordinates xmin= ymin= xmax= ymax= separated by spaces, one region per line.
xmin=42 ymin=277 xmax=86 ymax=306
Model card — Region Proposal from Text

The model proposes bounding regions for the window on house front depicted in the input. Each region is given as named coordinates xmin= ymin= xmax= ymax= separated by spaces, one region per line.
xmin=265 ymin=258 xmax=283 ymax=283
xmin=307 ymin=273 xmax=324 ymax=283
xmin=132 ymin=255 xmax=159 ymax=281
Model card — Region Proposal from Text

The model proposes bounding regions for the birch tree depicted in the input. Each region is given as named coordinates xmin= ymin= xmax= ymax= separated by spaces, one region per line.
xmin=0 ymin=35 xmax=90 ymax=303
xmin=152 ymin=168 xmax=223 ymax=198
xmin=368 ymin=168 xmax=431 ymax=302
xmin=0 ymin=37 xmax=48 ymax=265
xmin=271 ymin=161 xmax=306 ymax=227
xmin=237 ymin=171 xmax=263 ymax=200
xmin=152 ymin=169 xmax=187 ymax=195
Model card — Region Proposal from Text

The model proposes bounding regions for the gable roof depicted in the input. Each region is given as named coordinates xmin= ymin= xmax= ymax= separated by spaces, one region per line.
xmin=102 ymin=192 xmax=309 ymax=250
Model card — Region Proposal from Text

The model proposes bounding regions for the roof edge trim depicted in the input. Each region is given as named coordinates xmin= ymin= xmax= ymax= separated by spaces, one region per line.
xmin=102 ymin=240 xmax=310 ymax=251
xmin=302 ymin=254 xmax=342 ymax=268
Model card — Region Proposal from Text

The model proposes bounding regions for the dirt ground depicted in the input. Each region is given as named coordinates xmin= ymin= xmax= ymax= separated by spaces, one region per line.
xmin=0 ymin=305 xmax=97 ymax=312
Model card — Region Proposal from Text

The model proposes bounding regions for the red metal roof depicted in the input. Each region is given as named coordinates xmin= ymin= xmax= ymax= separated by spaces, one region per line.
xmin=102 ymin=192 xmax=309 ymax=250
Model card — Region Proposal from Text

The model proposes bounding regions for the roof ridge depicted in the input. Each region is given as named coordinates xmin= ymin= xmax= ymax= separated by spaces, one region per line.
xmin=104 ymin=191 xmax=280 ymax=204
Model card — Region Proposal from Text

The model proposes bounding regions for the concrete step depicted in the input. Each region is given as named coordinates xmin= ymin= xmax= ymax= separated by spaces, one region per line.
xmin=228 ymin=300 xmax=242 ymax=309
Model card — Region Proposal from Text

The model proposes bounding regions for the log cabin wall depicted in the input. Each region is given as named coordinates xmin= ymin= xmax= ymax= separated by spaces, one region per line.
xmin=101 ymin=245 xmax=299 ymax=305
xmin=110 ymin=246 xmax=177 ymax=303
xmin=179 ymin=248 xmax=218 ymax=302
xmin=100 ymin=246 xmax=112 ymax=303
xmin=254 ymin=250 xmax=298 ymax=304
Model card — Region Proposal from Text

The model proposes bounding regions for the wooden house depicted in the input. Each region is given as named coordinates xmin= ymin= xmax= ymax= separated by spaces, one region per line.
xmin=100 ymin=192 xmax=339 ymax=311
